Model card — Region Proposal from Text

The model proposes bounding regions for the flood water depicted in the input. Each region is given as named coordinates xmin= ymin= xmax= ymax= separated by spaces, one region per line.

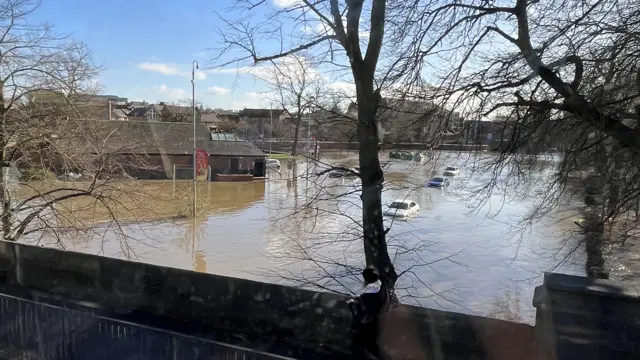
xmin=28 ymin=151 xmax=637 ymax=323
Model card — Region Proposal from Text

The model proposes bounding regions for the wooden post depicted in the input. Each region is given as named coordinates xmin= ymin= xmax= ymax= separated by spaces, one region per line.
xmin=172 ymin=164 xmax=176 ymax=198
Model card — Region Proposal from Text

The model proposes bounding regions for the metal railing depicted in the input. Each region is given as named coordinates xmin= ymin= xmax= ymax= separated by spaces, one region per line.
xmin=0 ymin=292 xmax=295 ymax=360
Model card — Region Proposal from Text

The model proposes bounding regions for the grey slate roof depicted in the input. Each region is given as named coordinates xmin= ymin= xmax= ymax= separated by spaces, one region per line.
xmin=127 ymin=107 xmax=149 ymax=117
xmin=209 ymin=132 xmax=265 ymax=156
xmin=238 ymin=108 xmax=284 ymax=118
xmin=60 ymin=120 xmax=265 ymax=157
xmin=111 ymin=109 xmax=129 ymax=119
xmin=164 ymin=105 xmax=192 ymax=114
xmin=200 ymin=113 xmax=218 ymax=123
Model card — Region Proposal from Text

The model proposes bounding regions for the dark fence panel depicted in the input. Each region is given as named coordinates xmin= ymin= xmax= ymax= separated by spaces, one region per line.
xmin=0 ymin=293 xmax=294 ymax=360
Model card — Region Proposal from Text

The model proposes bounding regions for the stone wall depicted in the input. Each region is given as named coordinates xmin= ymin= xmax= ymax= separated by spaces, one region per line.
xmin=0 ymin=241 xmax=533 ymax=359
xmin=533 ymin=273 xmax=640 ymax=360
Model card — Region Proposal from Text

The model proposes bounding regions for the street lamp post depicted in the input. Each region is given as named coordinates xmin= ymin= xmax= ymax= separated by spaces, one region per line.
xmin=191 ymin=60 xmax=199 ymax=217
xmin=269 ymin=103 xmax=273 ymax=154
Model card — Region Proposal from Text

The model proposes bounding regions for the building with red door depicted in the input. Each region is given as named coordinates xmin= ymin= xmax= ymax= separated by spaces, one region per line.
xmin=37 ymin=120 xmax=266 ymax=181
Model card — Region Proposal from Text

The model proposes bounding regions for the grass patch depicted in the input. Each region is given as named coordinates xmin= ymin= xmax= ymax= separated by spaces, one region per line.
xmin=266 ymin=153 xmax=304 ymax=160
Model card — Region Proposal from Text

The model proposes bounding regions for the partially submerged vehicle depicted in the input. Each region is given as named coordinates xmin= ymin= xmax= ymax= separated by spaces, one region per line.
xmin=383 ymin=199 xmax=420 ymax=218
xmin=266 ymin=159 xmax=281 ymax=169
xmin=427 ymin=177 xmax=450 ymax=188
xmin=443 ymin=166 xmax=459 ymax=176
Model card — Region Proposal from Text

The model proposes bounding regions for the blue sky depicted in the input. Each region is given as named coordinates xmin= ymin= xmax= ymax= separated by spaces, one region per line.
xmin=33 ymin=0 xmax=280 ymax=109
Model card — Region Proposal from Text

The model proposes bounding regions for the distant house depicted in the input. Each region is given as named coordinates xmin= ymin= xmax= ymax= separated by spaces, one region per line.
xmin=59 ymin=120 xmax=266 ymax=180
xmin=201 ymin=111 xmax=241 ymax=132
xmin=237 ymin=108 xmax=286 ymax=140
xmin=347 ymin=98 xmax=461 ymax=143
xmin=127 ymin=104 xmax=163 ymax=122
xmin=110 ymin=108 xmax=129 ymax=121
xmin=127 ymin=101 xmax=149 ymax=112
xmin=301 ymin=108 xmax=354 ymax=142
xmin=162 ymin=105 xmax=200 ymax=123
xmin=26 ymin=91 xmax=112 ymax=120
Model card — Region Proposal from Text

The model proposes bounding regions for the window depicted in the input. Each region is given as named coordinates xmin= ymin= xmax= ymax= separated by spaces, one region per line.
xmin=389 ymin=202 xmax=409 ymax=210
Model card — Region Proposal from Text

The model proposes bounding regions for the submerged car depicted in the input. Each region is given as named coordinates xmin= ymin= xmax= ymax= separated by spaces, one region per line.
xmin=427 ymin=177 xmax=450 ymax=188
xmin=266 ymin=159 xmax=281 ymax=169
xmin=443 ymin=166 xmax=459 ymax=176
xmin=328 ymin=168 xmax=358 ymax=178
xmin=383 ymin=199 xmax=420 ymax=218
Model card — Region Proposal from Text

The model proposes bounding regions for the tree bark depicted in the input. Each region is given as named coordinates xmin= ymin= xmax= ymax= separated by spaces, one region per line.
xmin=0 ymin=88 xmax=11 ymax=241
xmin=1 ymin=166 xmax=11 ymax=241
xmin=291 ymin=115 xmax=301 ymax=157
xmin=357 ymin=90 xmax=398 ymax=286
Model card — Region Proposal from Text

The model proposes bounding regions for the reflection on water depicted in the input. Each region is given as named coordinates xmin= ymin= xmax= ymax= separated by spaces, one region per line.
xmin=194 ymin=250 xmax=207 ymax=273
xmin=33 ymin=152 xmax=609 ymax=323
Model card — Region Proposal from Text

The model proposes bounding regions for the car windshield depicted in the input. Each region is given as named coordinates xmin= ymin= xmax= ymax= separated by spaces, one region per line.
xmin=389 ymin=202 xmax=409 ymax=210
xmin=431 ymin=177 xmax=444 ymax=182
xmin=445 ymin=167 xmax=456 ymax=171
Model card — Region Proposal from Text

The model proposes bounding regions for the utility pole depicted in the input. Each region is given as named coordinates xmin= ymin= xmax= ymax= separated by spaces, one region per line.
xmin=269 ymin=103 xmax=273 ymax=155
xmin=191 ymin=60 xmax=199 ymax=217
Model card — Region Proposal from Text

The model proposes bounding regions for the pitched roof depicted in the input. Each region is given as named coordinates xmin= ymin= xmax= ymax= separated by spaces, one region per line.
xmin=200 ymin=113 xmax=218 ymax=123
xmin=238 ymin=108 xmax=283 ymax=118
xmin=111 ymin=109 xmax=129 ymax=119
xmin=164 ymin=105 xmax=192 ymax=114
xmin=127 ymin=107 xmax=149 ymax=117
xmin=209 ymin=133 xmax=266 ymax=156
xmin=150 ymin=104 xmax=164 ymax=112
xmin=57 ymin=120 xmax=265 ymax=157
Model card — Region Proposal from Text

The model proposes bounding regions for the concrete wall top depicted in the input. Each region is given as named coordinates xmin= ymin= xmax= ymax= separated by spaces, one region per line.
xmin=533 ymin=272 xmax=640 ymax=360
xmin=538 ymin=272 xmax=640 ymax=302
xmin=0 ymin=241 xmax=533 ymax=360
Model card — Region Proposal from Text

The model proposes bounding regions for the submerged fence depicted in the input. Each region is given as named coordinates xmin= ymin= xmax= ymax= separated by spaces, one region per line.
xmin=0 ymin=292 xmax=294 ymax=360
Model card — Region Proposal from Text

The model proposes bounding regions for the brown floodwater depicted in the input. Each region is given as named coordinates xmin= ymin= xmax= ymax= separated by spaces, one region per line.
xmin=22 ymin=151 xmax=633 ymax=323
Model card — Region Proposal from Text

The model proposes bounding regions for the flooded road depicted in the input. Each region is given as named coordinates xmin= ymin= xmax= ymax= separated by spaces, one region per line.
xmin=35 ymin=151 xmax=608 ymax=323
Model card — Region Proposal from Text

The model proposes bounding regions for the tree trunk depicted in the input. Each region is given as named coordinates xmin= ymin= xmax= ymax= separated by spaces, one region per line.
xmin=584 ymin=211 xmax=608 ymax=279
xmin=291 ymin=116 xmax=301 ymax=157
xmin=582 ymin=144 xmax=609 ymax=279
xmin=0 ymin=94 xmax=11 ymax=241
xmin=1 ymin=171 xmax=11 ymax=241
xmin=357 ymin=92 xmax=398 ymax=286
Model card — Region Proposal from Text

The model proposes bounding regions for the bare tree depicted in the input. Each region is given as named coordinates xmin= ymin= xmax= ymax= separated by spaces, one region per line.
xmin=261 ymin=54 xmax=324 ymax=156
xmin=0 ymin=0 xmax=158 ymax=251
xmin=420 ymin=0 xmax=640 ymax=277
xmin=214 ymin=0 xmax=436 ymax=286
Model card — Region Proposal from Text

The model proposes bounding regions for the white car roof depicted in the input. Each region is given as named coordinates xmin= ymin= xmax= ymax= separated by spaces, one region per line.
xmin=392 ymin=199 xmax=413 ymax=204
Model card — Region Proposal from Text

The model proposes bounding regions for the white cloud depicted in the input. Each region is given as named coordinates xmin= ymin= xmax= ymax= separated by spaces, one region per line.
xmin=138 ymin=62 xmax=207 ymax=80
xmin=228 ymin=91 xmax=272 ymax=110
xmin=138 ymin=62 xmax=182 ymax=76
xmin=153 ymin=84 xmax=186 ymax=101
xmin=327 ymin=81 xmax=356 ymax=97
xmin=273 ymin=0 xmax=302 ymax=8
xmin=206 ymin=86 xmax=231 ymax=95
xmin=209 ymin=65 xmax=271 ymax=79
